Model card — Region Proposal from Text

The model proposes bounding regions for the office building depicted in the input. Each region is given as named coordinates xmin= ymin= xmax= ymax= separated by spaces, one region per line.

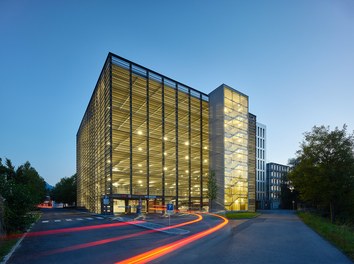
xmin=256 ymin=123 xmax=267 ymax=209
xmin=266 ymin=162 xmax=290 ymax=209
xmin=77 ymin=53 xmax=256 ymax=214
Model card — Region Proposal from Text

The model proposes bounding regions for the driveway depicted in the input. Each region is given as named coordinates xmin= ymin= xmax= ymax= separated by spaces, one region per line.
xmin=155 ymin=210 xmax=353 ymax=263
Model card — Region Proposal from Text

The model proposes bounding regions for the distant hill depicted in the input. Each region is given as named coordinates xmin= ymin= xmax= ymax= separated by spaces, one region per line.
xmin=45 ymin=182 xmax=54 ymax=190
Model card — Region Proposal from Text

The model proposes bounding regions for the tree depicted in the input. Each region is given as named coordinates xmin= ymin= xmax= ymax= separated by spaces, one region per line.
xmin=207 ymin=170 xmax=218 ymax=212
xmin=15 ymin=161 xmax=47 ymax=205
xmin=0 ymin=158 xmax=47 ymax=233
xmin=51 ymin=174 xmax=77 ymax=206
xmin=288 ymin=125 xmax=354 ymax=223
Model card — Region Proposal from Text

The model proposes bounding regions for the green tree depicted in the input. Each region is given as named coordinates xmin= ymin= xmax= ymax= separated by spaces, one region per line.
xmin=51 ymin=174 xmax=77 ymax=206
xmin=288 ymin=125 xmax=354 ymax=223
xmin=0 ymin=158 xmax=47 ymax=233
xmin=15 ymin=161 xmax=46 ymax=205
xmin=207 ymin=170 xmax=218 ymax=211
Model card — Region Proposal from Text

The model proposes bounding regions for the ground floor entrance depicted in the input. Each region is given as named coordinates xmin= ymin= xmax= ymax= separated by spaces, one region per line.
xmin=106 ymin=194 xmax=208 ymax=214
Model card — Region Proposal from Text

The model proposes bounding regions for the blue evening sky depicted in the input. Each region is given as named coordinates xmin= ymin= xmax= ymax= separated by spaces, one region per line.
xmin=1 ymin=1 xmax=353 ymax=185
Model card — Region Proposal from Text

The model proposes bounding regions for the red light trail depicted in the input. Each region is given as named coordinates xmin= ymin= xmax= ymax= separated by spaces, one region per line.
xmin=41 ymin=213 xmax=202 ymax=256
xmin=116 ymin=213 xmax=228 ymax=264
xmin=3 ymin=221 xmax=142 ymax=239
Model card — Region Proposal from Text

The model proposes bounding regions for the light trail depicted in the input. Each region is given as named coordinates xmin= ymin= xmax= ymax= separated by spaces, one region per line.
xmin=116 ymin=213 xmax=228 ymax=264
xmin=4 ymin=221 xmax=143 ymax=239
xmin=41 ymin=213 xmax=202 ymax=256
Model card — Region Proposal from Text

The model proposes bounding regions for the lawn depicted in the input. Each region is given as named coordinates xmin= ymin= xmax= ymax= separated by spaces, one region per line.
xmin=224 ymin=211 xmax=260 ymax=219
xmin=298 ymin=211 xmax=354 ymax=262
xmin=0 ymin=236 xmax=19 ymax=262
xmin=0 ymin=211 xmax=41 ymax=261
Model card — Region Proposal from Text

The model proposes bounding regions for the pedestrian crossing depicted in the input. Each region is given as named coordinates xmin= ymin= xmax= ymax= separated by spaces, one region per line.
xmin=41 ymin=216 xmax=104 ymax=223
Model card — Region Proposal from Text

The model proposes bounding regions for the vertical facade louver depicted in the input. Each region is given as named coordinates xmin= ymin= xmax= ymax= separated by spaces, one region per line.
xmin=77 ymin=53 xmax=256 ymax=214
xmin=77 ymin=53 xmax=209 ymax=214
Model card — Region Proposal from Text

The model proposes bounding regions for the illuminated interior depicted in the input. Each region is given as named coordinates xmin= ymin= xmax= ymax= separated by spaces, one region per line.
xmin=223 ymin=87 xmax=249 ymax=210
xmin=77 ymin=53 xmax=256 ymax=214
xmin=77 ymin=54 xmax=209 ymax=214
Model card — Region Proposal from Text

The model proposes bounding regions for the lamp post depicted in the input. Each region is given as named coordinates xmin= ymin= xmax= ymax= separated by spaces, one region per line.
xmin=289 ymin=185 xmax=295 ymax=210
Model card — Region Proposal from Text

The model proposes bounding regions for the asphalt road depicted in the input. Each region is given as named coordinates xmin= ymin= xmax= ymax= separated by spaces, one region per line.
xmin=5 ymin=209 xmax=352 ymax=264
xmin=5 ymin=208 xmax=218 ymax=264
xmin=155 ymin=210 xmax=353 ymax=264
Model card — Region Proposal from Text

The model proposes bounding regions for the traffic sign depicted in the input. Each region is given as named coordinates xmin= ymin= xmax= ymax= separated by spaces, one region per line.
xmin=166 ymin=203 xmax=174 ymax=215
xmin=103 ymin=196 xmax=109 ymax=205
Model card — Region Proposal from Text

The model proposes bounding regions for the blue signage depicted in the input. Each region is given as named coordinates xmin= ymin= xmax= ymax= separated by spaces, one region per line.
xmin=167 ymin=204 xmax=174 ymax=211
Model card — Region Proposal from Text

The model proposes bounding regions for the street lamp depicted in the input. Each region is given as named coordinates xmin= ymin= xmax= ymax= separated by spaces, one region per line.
xmin=289 ymin=185 xmax=295 ymax=210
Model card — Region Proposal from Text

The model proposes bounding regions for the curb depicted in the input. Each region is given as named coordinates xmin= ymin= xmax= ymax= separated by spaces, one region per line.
xmin=0 ymin=222 xmax=35 ymax=264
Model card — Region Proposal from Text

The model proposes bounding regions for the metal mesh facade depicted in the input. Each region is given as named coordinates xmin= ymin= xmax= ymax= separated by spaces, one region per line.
xmin=77 ymin=53 xmax=256 ymax=214
xmin=248 ymin=113 xmax=257 ymax=212
xmin=77 ymin=53 xmax=209 ymax=214
xmin=209 ymin=85 xmax=256 ymax=211
xmin=77 ymin=57 xmax=111 ymax=213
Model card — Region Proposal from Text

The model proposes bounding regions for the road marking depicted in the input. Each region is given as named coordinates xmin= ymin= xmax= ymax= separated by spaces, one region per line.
xmin=40 ymin=217 xmax=103 ymax=224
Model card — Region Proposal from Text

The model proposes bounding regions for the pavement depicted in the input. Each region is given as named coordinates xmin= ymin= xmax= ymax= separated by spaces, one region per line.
xmin=111 ymin=212 xmax=192 ymax=235
xmin=3 ymin=209 xmax=352 ymax=264
xmin=155 ymin=210 xmax=353 ymax=264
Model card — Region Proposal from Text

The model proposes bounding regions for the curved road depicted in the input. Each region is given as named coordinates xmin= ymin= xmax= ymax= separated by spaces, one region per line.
xmin=155 ymin=210 xmax=352 ymax=264
xmin=5 ymin=209 xmax=352 ymax=263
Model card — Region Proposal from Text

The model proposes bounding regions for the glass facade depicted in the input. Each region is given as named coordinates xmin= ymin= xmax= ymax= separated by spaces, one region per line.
xmin=266 ymin=163 xmax=290 ymax=209
xmin=224 ymin=87 xmax=249 ymax=211
xmin=77 ymin=53 xmax=256 ymax=214
xmin=77 ymin=53 xmax=209 ymax=214
xmin=209 ymin=85 xmax=256 ymax=212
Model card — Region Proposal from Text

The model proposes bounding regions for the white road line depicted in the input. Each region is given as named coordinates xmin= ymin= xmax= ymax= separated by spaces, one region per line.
xmin=95 ymin=217 xmax=104 ymax=220
xmin=65 ymin=219 xmax=72 ymax=222
xmin=42 ymin=220 xmax=49 ymax=223
xmin=86 ymin=217 xmax=93 ymax=220
xmin=54 ymin=220 xmax=61 ymax=222
xmin=77 ymin=218 xmax=83 ymax=221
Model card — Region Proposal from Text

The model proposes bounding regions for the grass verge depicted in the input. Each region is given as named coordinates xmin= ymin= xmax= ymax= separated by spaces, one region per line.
xmin=0 ymin=236 xmax=20 ymax=262
xmin=298 ymin=211 xmax=354 ymax=262
xmin=225 ymin=212 xmax=260 ymax=219
xmin=0 ymin=210 xmax=41 ymax=262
